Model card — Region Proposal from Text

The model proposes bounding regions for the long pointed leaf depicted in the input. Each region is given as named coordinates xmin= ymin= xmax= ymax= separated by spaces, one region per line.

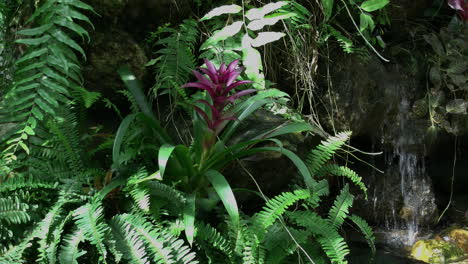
xmin=205 ymin=170 xmax=239 ymax=227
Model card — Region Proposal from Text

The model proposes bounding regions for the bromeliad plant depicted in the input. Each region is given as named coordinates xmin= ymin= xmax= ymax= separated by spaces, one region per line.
xmin=182 ymin=59 xmax=255 ymax=162
xmin=116 ymin=59 xmax=316 ymax=244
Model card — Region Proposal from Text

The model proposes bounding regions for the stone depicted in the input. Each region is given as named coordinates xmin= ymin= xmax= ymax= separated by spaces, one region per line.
xmin=449 ymin=229 xmax=468 ymax=252
xmin=83 ymin=28 xmax=148 ymax=102
xmin=411 ymin=239 xmax=464 ymax=263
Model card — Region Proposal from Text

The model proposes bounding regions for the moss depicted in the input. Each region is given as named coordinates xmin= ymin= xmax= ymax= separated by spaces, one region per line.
xmin=411 ymin=239 xmax=465 ymax=263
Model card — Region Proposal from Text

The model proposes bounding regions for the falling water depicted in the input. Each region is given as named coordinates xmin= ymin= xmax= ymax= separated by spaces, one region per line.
xmin=367 ymin=97 xmax=437 ymax=247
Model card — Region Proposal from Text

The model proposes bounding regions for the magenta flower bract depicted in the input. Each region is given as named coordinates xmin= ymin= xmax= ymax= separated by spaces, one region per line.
xmin=182 ymin=59 xmax=255 ymax=132
xmin=448 ymin=0 xmax=468 ymax=21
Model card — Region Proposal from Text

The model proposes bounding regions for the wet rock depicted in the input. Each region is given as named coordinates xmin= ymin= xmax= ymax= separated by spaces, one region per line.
xmin=83 ymin=28 xmax=148 ymax=101
xmin=448 ymin=228 xmax=468 ymax=252
xmin=83 ymin=0 xmax=128 ymax=20
xmin=410 ymin=239 xmax=464 ymax=263
xmin=320 ymin=55 xmax=399 ymax=137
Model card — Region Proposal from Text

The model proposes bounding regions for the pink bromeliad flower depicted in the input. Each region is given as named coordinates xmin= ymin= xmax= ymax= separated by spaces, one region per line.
xmin=448 ymin=0 xmax=468 ymax=21
xmin=182 ymin=59 xmax=255 ymax=133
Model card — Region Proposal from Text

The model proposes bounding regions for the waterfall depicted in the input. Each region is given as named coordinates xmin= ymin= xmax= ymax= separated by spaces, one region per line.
xmin=367 ymin=97 xmax=437 ymax=247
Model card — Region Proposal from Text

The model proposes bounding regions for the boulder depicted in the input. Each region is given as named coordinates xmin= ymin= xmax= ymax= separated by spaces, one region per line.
xmin=411 ymin=239 xmax=464 ymax=263
xmin=449 ymin=228 xmax=468 ymax=252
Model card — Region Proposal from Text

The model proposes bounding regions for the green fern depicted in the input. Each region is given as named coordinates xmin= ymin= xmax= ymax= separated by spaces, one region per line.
xmin=195 ymin=222 xmax=234 ymax=260
xmin=306 ymin=131 xmax=351 ymax=176
xmin=327 ymin=184 xmax=354 ymax=230
xmin=318 ymin=164 xmax=368 ymax=198
xmin=73 ymin=201 xmax=110 ymax=264
xmin=58 ymin=228 xmax=86 ymax=264
xmin=348 ymin=214 xmax=375 ymax=255
xmin=148 ymin=19 xmax=198 ymax=102
xmin=288 ymin=211 xmax=350 ymax=264
xmin=0 ymin=0 xmax=95 ymax=163
xmin=112 ymin=213 xmax=198 ymax=264
xmin=0 ymin=195 xmax=30 ymax=225
xmin=324 ymin=26 xmax=355 ymax=54
xmin=253 ymin=189 xmax=310 ymax=236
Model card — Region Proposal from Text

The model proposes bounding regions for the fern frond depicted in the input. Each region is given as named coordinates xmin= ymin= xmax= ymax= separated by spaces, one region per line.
xmin=0 ymin=196 xmax=30 ymax=225
xmin=324 ymin=26 xmax=355 ymax=54
xmin=113 ymin=213 xmax=198 ymax=264
xmin=253 ymin=189 xmax=310 ymax=236
xmin=195 ymin=222 xmax=233 ymax=260
xmin=327 ymin=184 xmax=354 ymax=230
xmin=348 ymin=214 xmax=375 ymax=255
xmin=73 ymin=201 xmax=110 ymax=263
xmin=288 ymin=211 xmax=350 ymax=264
xmin=148 ymin=181 xmax=187 ymax=213
xmin=306 ymin=131 xmax=351 ymax=176
xmin=58 ymin=228 xmax=86 ymax=264
xmin=0 ymin=0 xmax=94 ymax=162
xmin=263 ymin=224 xmax=308 ymax=264
xmin=109 ymin=215 xmax=151 ymax=264
xmin=125 ymin=167 xmax=151 ymax=213
xmin=318 ymin=164 xmax=368 ymax=198
xmin=149 ymin=19 xmax=198 ymax=102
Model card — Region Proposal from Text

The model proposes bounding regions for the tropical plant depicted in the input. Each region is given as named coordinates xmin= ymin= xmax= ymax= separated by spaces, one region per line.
xmin=0 ymin=0 xmax=100 ymax=165
xmin=147 ymin=19 xmax=199 ymax=103
xmin=199 ymin=1 xmax=298 ymax=89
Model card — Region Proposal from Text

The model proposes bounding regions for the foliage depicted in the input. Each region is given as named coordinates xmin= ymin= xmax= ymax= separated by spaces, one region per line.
xmin=0 ymin=1 xmax=378 ymax=263
xmin=147 ymin=19 xmax=199 ymax=102
xmin=199 ymin=1 xmax=295 ymax=90
xmin=0 ymin=0 xmax=99 ymax=164
xmin=420 ymin=19 xmax=467 ymax=135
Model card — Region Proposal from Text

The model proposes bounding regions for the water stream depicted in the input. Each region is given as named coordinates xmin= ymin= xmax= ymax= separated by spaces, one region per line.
xmin=368 ymin=97 xmax=437 ymax=247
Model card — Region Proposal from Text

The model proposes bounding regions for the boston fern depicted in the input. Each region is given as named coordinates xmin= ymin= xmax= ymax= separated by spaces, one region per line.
xmin=0 ymin=0 xmax=99 ymax=163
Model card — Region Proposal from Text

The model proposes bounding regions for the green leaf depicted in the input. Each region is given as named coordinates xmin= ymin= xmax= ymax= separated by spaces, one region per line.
xmin=359 ymin=13 xmax=375 ymax=32
xmin=360 ymin=0 xmax=389 ymax=12
xmin=253 ymin=122 xmax=313 ymax=140
xmin=19 ymin=141 xmax=30 ymax=154
xmin=24 ymin=126 xmax=35 ymax=136
xmin=16 ymin=23 xmax=53 ymax=36
xmin=205 ymin=170 xmax=239 ymax=227
xmin=446 ymin=99 xmax=468 ymax=114
xmin=15 ymin=35 xmax=50 ymax=46
xmin=55 ymin=18 xmax=90 ymax=42
xmin=321 ymin=0 xmax=334 ymax=20
xmin=242 ymin=42 xmax=265 ymax=89
xmin=34 ymin=97 xmax=55 ymax=115
xmin=201 ymin=4 xmax=242 ymax=21
xmin=200 ymin=21 xmax=243 ymax=50
xmin=245 ymin=1 xmax=289 ymax=20
xmin=251 ymin=32 xmax=285 ymax=47
xmin=50 ymin=29 xmax=86 ymax=58
xmin=38 ymin=89 xmax=59 ymax=108
xmin=15 ymin=48 xmax=48 ymax=64
xmin=112 ymin=113 xmax=137 ymax=166
xmin=184 ymin=194 xmax=196 ymax=246
xmin=118 ymin=66 xmax=172 ymax=144
xmin=247 ymin=13 xmax=295 ymax=31
xmin=158 ymin=144 xmax=176 ymax=180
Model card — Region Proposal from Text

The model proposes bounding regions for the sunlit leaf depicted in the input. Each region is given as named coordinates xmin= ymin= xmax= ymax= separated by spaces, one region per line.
xmin=446 ymin=99 xmax=468 ymax=114
xmin=201 ymin=21 xmax=243 ymax=49
xmin=158 ymin=144 xmax=176 ymax=180
xmin=247 ymin=13 xmax=295 ymax=31
xmin=360 ymin=0 xmax=389 ymax=12
xmin=205 ymin=170 xmax=239 ymax=227
xmin=201 ymin=4 xmax=242 ymax=21
xmin=184 ymin=194 xmax=196 ymax=246
xmin=245 ymin=1 xmax=289 ymax=20
xmin=251 ymin=32 xmax=285 ymax=47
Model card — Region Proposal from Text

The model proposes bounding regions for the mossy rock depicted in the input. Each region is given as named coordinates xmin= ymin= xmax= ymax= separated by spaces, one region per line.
xmin=449 ymin=228 xmax=468 ymax=252
xmin=411 ymin=239 xmax=465 ymax=263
